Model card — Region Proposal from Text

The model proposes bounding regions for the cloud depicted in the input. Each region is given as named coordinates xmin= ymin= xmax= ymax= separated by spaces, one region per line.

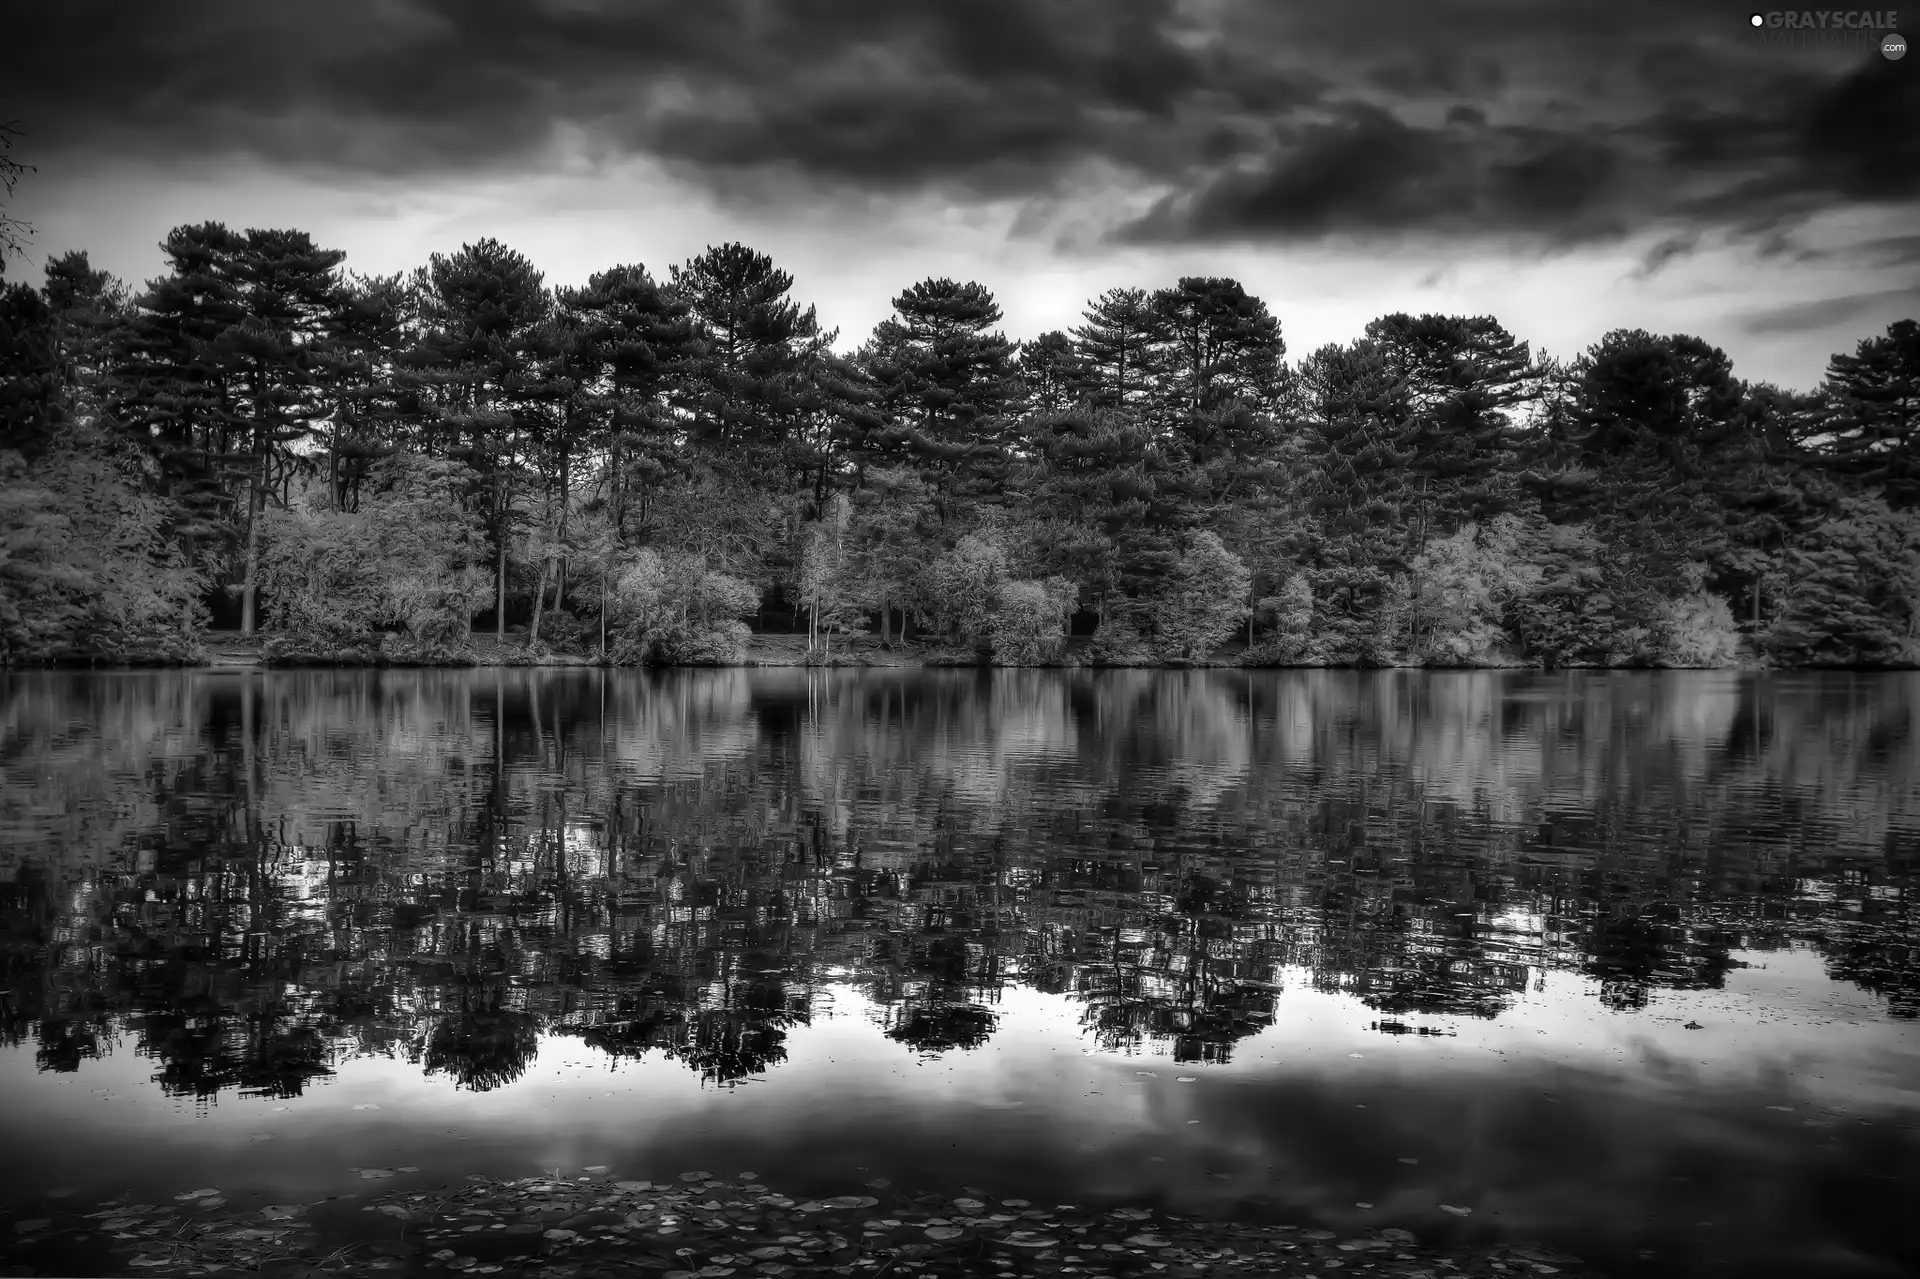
xmin=1631 ymin=232 xmax=1701 ymax=280
xmin=1737 ymin=286 xmax=1920 ymax=335
xmin=1 ymin=0 xmax=1914 ymax=269
xmin=1116 ymin=106 xmax=1626 ymax=246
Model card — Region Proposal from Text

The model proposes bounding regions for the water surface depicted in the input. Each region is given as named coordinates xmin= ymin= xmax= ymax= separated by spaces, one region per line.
xmin=2 ymin=668 xmax=1916 ymax=1277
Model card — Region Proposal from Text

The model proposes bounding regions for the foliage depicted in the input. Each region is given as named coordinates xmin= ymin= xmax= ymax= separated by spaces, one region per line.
xmin=922 ymin=531 xmax=1010 ymax=651
xmin=1763 ymin=494 xmax=1920 ymax=666
xmin=6 ymin=207 xmax=1920 ymax=670
xmin=0 ymin=444 xmax=206 ymax=665
xmin=988 ymin=576 xmax=1078 ymax=665
xmin=1132 ymin=531 xmax=1251 ymax=662
xmin=255 ymin=453 xmax=491 ymax=648
xmin=1245 ymin=575 xmax=1316 ymax=665
xmin=605 ymin=547 xmax=759 ymax=665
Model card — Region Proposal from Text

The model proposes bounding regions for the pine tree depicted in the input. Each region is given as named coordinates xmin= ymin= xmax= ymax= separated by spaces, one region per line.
xmin=1148 ymin=277 xmax=1284 ymax=438
xmin=320 ymin=271 xmax=414 ymax=511
xmin=866 ymin=277 xmax=1017 ymax=510
xmin=1069 ymin=287 xmax=1164 ymax=411
xmin=1364 ymin=312 xmax=1536 ymax=527
xmin=1819 ymin=318 xmax=1920 ymax=507
xmin=411 ymin=238 xmax=550 ymax=640
xmin=226 ymin=228 xmax=347 ymax=635
xmin=669 ymin=242 xmax=820 ymax=459
xmin=566 ymin=263 xmax=702 ymax=544
xmin=0 ymin=279 xmax=58 ymax=456
xmin=111 ymin=223 xmax=255 ymax=576
xmin=1014 ymin=330 xmax=1080 ymax=419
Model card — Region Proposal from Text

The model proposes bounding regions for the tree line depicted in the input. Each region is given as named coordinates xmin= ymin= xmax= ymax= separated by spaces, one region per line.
xmin=3 ymin=222 xmax=1918 ymax=667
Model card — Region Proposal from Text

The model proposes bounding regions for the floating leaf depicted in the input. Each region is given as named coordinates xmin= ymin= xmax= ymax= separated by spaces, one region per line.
xmin=175 ymin=1188 xmax=221 ymax=1201
xmin=680 ymin=1171 xmax=713 ymax=1182
xmin=544 ymin=1228 xmax=578 ymax=1241
xmin=1124 ymin=1234 xmax=1170 ymax=1246
xmin=1439 ymin=1204 xmax=1473 ymax=1216
xmin=584 ymin=1165 xmax=609 ymax=1173
xmin=615 ymin=1181 xmax=654 ymax=1193
xmin=1176 ymin=1076 xmax=1197 ymax=1082
xmin=924 ymin=1226 xmax=966 ymax=1240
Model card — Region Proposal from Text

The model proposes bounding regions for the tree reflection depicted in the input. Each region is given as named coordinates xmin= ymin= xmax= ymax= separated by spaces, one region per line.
xmin=0 ymin=666 xmax=1912 ymax=1097
xmin=421 ymin=996 xmax=541 ymax=1092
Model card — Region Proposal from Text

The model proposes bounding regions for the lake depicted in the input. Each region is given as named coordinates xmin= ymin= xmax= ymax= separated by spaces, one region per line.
xmin=1 ymin=667 xmax=1916 ymax=1278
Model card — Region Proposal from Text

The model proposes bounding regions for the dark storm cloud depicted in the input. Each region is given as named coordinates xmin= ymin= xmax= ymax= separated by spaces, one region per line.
xmin=2 ymin=0 xmax=1914 ymax=251
xmin=1739 ymin=286 xmax=1920 ymax=335
xmin=1117 ymin=107 xmax=1626 ymax=244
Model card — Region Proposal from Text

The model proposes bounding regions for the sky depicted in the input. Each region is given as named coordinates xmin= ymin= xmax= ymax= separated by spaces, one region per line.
xmin=2 ymin=0 xmax=1916 ymax=390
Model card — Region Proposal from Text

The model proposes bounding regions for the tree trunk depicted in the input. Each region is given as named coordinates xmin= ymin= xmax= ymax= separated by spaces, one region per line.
xmin=239 ymin=445 xmax=266 ymax=637
xmin=494 ymin=478 xmax=508 ymax=644
xmin=554 ymin=450 xmax=570 ymax=614
xmin=528 ymin=554 xmax=551 ymax=647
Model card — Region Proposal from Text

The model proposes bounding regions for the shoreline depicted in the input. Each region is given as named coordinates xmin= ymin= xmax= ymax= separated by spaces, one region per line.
xmin=6 ymin=633 xmax=1901 ymax=674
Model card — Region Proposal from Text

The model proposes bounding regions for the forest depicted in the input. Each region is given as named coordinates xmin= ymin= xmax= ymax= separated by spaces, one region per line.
xmin=2 ymin=219 xmax=1919 ymax=669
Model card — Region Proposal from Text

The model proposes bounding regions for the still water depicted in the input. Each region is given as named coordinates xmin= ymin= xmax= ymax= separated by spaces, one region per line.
xmin=1 ymin=668 xmax=1916 ymax=1277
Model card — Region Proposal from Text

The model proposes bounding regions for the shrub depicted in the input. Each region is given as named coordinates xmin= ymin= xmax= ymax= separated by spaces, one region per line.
xmin=922 ymin=533 xmax=1010 ymax=651
xmin=255 ymin=454 xmax=491 ymax=649
xmin=605 ymin=548 xmax=759 ymax=665
xmin=0 ymin=446 xmax=208 ymax=666
xmin=988 ymin=576 xmax=1077 ymax=664
xmin=1084 ymin=616 xmax=1153 ymax=664
xmin=1134 ymin=531 xmax=1251 ymax=662
xmin=1245 ymin=575 xmax=1317 ymax=665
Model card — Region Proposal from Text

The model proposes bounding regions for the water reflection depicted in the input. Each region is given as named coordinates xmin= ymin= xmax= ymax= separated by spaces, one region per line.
xmin=1 ymin=667 xmax=1913 ymax=1101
